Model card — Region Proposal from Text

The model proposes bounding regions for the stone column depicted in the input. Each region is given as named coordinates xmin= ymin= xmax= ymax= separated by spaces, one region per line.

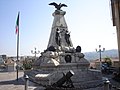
xmin=112 ymin=0 xmax=120 ymax=72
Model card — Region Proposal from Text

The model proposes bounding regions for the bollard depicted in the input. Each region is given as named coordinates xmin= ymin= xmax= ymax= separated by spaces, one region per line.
xmin=25 ymin=75 xmax=29 ymax=90
xmin=104 ymin=79 xmax=110 ymax=90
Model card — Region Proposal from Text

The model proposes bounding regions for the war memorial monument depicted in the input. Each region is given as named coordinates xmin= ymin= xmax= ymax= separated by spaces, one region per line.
xmin=25 ymin=2 xmax=105 ymax=90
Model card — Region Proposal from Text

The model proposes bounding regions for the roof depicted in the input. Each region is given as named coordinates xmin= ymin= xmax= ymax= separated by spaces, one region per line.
xmin=4 ymin=58 xmax=14 ymax=65
xmin=92 ymin=58 xmax=119 ymax=63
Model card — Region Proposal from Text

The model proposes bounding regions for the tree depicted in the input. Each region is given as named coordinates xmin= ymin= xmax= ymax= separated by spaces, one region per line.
xmin=23 ymin=58 xmax=32 ymax=70
xmin=103 ymin=57 xmax=112 ymax=67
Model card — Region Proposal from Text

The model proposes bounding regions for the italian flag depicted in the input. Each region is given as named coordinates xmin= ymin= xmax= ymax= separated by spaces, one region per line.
xmin=15 ymin=12 xmax=19 ymax=34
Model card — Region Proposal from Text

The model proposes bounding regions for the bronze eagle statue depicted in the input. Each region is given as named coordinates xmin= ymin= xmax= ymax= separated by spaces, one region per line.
xmin=49 ymin=2 xmax=67 ymax=10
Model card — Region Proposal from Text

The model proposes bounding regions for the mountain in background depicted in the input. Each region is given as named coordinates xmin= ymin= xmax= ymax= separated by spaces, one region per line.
xmin=84 ymin=49 xmax=118 ymax=61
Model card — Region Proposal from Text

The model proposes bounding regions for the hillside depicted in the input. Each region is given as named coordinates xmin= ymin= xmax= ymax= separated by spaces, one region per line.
xmin=84 ymin=49 xmax=118 ymax=60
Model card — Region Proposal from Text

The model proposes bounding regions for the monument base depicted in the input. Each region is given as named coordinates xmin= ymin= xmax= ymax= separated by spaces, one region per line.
xmin=24 ymin=63 xmax=104 ymax=89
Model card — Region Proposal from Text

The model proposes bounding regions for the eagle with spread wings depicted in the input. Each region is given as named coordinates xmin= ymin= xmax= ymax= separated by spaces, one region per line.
xmin=49 ymin=2 xmax=67 ymax=10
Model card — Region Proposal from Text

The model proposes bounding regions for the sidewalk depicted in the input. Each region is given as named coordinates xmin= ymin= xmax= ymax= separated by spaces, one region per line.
xmin=0 ymin=71 xmax=44 ymax=90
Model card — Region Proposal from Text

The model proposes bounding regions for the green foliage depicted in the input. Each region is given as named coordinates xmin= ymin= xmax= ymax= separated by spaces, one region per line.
xmin=103 ymin=56 xmax=112 ymax=67
xmin=23 ymin=59 xmax=32 ymax=70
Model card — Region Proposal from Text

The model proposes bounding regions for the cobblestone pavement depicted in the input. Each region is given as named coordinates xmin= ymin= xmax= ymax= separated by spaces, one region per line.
xmin=0 ymin=71 xmax=45 ymax=90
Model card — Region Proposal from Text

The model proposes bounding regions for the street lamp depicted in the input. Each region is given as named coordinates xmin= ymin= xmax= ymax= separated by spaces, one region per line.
xmin=31 ymin=47 xmax=40 ymax=57
xmin=96 ymin=45 xmax=105 ymax=70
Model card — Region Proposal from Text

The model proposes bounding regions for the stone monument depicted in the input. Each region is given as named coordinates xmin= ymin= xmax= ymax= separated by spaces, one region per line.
xmin=25 ymin=2 xmax=104 ymax=89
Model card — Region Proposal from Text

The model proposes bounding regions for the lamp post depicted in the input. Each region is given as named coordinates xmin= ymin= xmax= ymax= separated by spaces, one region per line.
xmin=96 ymin=45 xmax=105 ymax=70
xmin=31 ymin=47 xmax=40 ymax=57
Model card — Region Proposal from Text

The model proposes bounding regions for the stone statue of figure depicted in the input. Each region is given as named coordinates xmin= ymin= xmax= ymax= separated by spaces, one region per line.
xmin=55 ymin=28 xmax=61 ymax=46
xmin=65 ymin=30 xmax=71 ymax=46
xmin=49 ymin=2 xmax=67 ymax=10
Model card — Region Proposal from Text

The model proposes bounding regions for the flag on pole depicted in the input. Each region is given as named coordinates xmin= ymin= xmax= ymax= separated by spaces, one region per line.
xmin=15 ymin=12 xmax=19 ymax=34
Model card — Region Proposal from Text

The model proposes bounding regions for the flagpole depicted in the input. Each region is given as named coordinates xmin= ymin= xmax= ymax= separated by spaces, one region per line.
xmin=16 ymin=12 xmax=20 ymax=81
xmin=16 ymin=23 xmax=19 ymax=81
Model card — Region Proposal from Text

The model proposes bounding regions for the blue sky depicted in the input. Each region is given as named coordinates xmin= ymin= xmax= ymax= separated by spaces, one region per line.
xmin=0 ymin=0 xmax=118 ymax=56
